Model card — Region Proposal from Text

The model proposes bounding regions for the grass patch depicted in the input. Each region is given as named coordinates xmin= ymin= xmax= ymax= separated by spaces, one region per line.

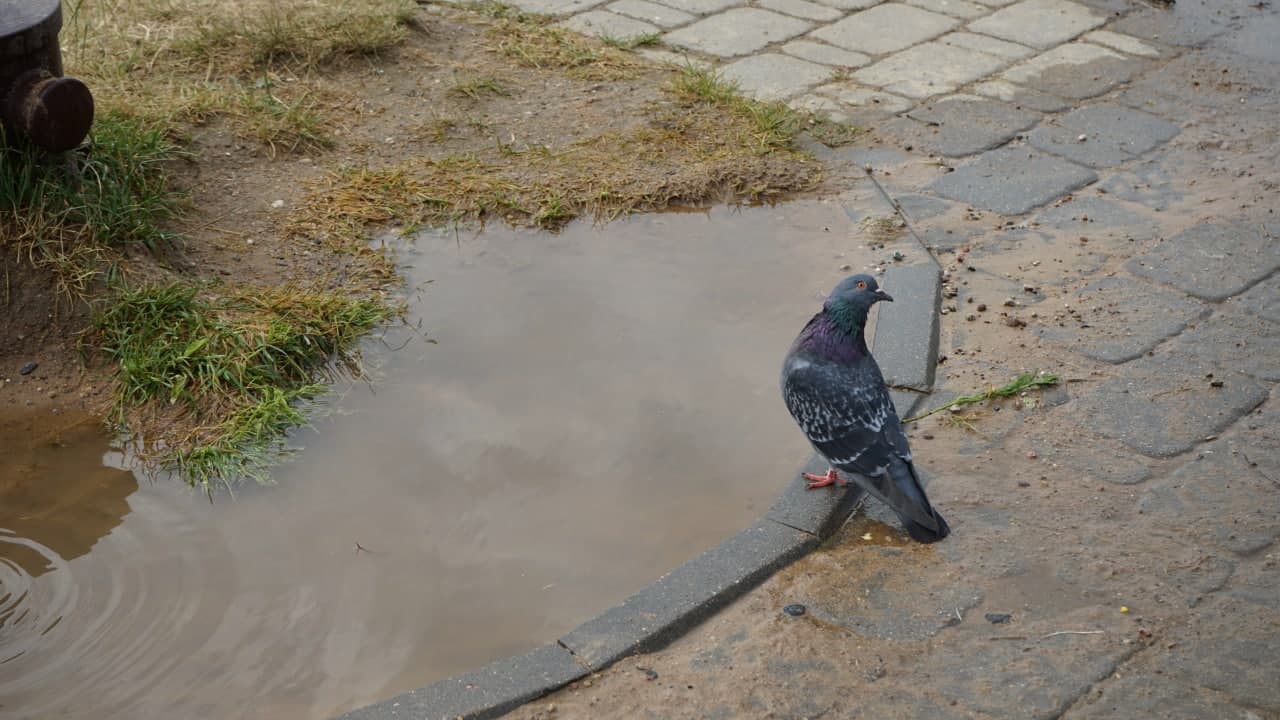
xmin=449 ymin=75 xmax=512 ymax=100
xmin=61 ymin=0 xmax=420 ymax=152
xmin=600 ymin=32 xmax=662 ymax=50
xmin=477 ymin=4 xmax=640 ymax=80
xmin=90 ymin=281 xmax=398 ymax=488
xmin=0 ymin=113 xmax=184 ymax=296
xmin=903 ymin=372 xmax=1061 ymax=424
xmin=288 ymin=64 xmax=826 ymax=236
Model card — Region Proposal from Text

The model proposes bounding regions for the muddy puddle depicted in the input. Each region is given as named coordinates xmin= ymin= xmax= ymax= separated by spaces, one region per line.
xmin=0 ymin=200 xmax=879 ymax=719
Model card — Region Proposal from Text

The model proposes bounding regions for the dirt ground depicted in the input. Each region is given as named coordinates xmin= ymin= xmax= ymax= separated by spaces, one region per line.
xmin=0 ymin=2 xmax=836 ymax=466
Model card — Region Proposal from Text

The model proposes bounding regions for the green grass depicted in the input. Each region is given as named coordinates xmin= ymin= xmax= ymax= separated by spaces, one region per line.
xmin=0 ymin=113 xmax=184 ymax=295
xmin=904 ymin=372 xmax=1061 ymax=424
xmin=449 ymin=75 xmax=511 ymax=100
xmin=599 ymin=32 xmax=661 ymax=50
xmin=91 ymin=282 xmax=398 ymax=489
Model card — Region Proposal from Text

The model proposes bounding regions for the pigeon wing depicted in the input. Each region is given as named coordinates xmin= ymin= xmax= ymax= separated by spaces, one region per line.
xmin=783 ymin=357 xmax=942 ymax=532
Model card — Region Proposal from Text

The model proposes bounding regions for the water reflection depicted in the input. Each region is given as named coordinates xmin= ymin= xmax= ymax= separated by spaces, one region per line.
xmin=1 ymin=201 xmax=870 ymax=719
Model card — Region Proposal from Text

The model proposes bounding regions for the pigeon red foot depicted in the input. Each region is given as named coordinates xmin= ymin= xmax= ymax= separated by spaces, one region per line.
xmin=803 ymin=469 xmax=847 ymax=489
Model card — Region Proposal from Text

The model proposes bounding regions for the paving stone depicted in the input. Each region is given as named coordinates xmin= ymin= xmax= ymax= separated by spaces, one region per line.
xmin=968 ymin=0 xmax=1105 ymax=48
xmin=811 ymin=4 xmax=958 ymax=56
xmin=608 ymin=0 xmax=696 ymax=28
xmin=1126 ymin=220 xmax=1280 ymax=302
xmin=853 ymin=41 xmax=1007 ymax=98
xmin=663 ymin=8 xmax=813 ymax=56
xmin=894 ymin=193 xmax=955 ymax=221
xmin=1215 ymin=12 xmax=1280 ymax=63
xmin=928 ymin=146 xmax=1097 ymax=216
xmin=719 ymin=53 xmax=833 ymax=100
xmin=645 ymin=0 xmax=741 ymax=13
xmin=1125 ymin=48 xmax=1280 ymax=115
xmin=559 ymin=518 xmax=816 ymax=669
xmin=1136 ymin=424 xmax=1280 ymax=558
xmin=806 ymin=0 xmax=881 ymax=8
xmin=787 ymin=93 xmax=852 ymax=123
xmin=817 ymin=83 xmax=915 ymax=116
xmin=337 ymin=643 xmax=588 ymax=720
xmin=560 ymin=11 xmax=660 ymax=39
xmin=938 ymin=31 xmax=1036 ymax=60
xmin=969 ymin=0 xmax=1018 ymax=5
xmin=1034 ymin=276 xmax=1208 ymax=364
xmin=781 ymin=40 xmax=871 ymax=68
xmin=1001 ymin=42 xmax=1136 ymax=100
xmin=508 ymin=0 xmax=610 ymax=14
xmin=1069 ymin=675 xmax=1253 ymax=720
xmin=1028 ymin=103 xmax=1180 ymax=168
xmin=1034 ymin=195 xmax=1162 ymax=241
xmin=758 ymin=0 xmax=844 ymax=20
xmin=1028 ymin=432 xmax=1153 ymax=486
xmin=1160 ymin=600 xmax=1280 ymax=712
xmin=1229 ymin=561 xmax=1280 ymax=614
xmin=1235 ymin=276 xmax=1280 ymax=324
xmin=874 ymin=263 xmax=942 ymax=391
xmin=1095 ymin=157 xmax=1181 ymax=211
xmin=1081 ymin=30 xmax=1162 ymax=58
xmin=1111 ymin=4 xmax=1238 ymax=47
xmin=902 ymin=0 xmax=988 ymax=18
xmin=1071 ymin=355 xmax=1269 ymax=458
xmin=1168 ymin=307 xmax=1280 ymax=382
xmin=801 ymin=546 xmax=984 ymax=641
xmin=883 ymin=95 xmax=1039 ymax=157
xmin=971 ymin=80 xmax=1070 ymax=112
xmin=967 ymin=226 xmax=1110 ymax=282
xmin=929 ymin=607 xmax=1138 ymax=719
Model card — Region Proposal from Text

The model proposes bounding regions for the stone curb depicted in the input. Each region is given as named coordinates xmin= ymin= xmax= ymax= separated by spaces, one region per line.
xmin=337 ymin=264 xmax=940 ymax=720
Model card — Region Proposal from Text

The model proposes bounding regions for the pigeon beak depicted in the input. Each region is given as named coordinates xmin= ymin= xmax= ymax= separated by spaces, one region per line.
xmin=875 ymin=289 xmax=894 ymax=303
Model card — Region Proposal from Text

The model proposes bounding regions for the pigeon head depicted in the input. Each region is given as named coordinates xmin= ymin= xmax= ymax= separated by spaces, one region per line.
xmin=824 ymin=274 xmax=892 ymax=333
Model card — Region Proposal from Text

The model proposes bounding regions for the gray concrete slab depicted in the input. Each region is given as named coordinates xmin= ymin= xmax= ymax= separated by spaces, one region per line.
xmin=811 ymin=3 xmax=958 ymax=56
xmin=1001 ymin=42 xmax=1137 ymax=100
xmin=758 ymin=0 xmax=844 ymax=21
xmin=1167 ymin=307 xmax=1280 ymax=382
xmin=560 ymin=10 xmax=660 ymax=39
xmin=883 ymin=95 xmax=1039 ymax=157
xmin=1235 ymin=276 xmax=1280 ymax=324
xmin=928 ymin=146 xmax=1098 ymax=216
xmin=853 ymin=40 xmax=1008 ymax=98
xmin=765 ymin=453 xmax=868 ymax=537
xmin=508 ymin=0 xmax=611 ymax=15
xmin=1033 ymin=276 xmax=1209 ymax=364
xmin=1126 ymin=220 xmax=1280 ymax=302
xmin=559 ymin=518 xmax=817 ymax=669
xmin=1033 ymin=196 xmax=1162 ymax=241
xmin=1095 ymin=157 xmax=1182 ymax=211
xmin=663 ymin=8 xmax=813 ymax=56
xmin=1082 ymin=30 xmax=1163 ymax=58
xmin=645 ymin=0 xmax=741 ymax=13
xmin=971 ymin=79 xmax=1071 ymax=112
xmin=607 ymin=0 xmax=696 ymax=28
xmin=719 ymin=53 xmax=834 ymax=100
xmin=938 ymin=31 xmax=1036 ymax=59
xmin=1070 ymin=355 xmax=1269 ymax=458
xmin=336 ymin=644 xmax=588 ymax=720
xmin=968 ymin=0 xmax=1105 ymax=49
xmin=1028 ymin=103 xmax=1180 ymax=168
xmin=903 ymin=0 xmax=989 ymax=19
xmin=781 ymin=40 xmax=871 ymax=68
xmin=874 ymin=263 xmax=942 ymax=391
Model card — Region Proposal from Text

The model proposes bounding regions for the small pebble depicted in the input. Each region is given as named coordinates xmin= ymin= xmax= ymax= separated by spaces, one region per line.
xmin=965 ymin=314 xmax=977 ymax=321
xmin=783 ymin=603 xmax=807 ymax=617
xmin=20 ymin=362 xmax=38 ymax=375
xmin=984 ymin=612 xmax=1012 ymax=624
xmin=1003 ymin=298 xmax=1017 ymax=307
xmin=1027 ymin=451 xmax=1038 ymax=459
xmin=1004 ymin=316 xmax=1027 ymax=328
xmin=271 ymin=199 xmax=285 ymax=209
xmin=976 ymin=303 xmax=987 ymax=312
xmin=839 ymin=264 xmax=852 ymax=271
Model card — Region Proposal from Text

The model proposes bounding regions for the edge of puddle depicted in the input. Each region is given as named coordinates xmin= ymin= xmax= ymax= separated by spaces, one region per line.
xmin=337 ymin=264 xmax=942 ymax=720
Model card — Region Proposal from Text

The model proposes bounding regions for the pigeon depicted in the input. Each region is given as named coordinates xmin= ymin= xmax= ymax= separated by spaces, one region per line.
xmin=781 ymin=274 xmax=950 ymax=543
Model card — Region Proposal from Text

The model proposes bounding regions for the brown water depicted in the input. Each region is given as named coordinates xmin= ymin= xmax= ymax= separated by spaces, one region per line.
xmin=0 ymin=201 xmax=873 ymax=720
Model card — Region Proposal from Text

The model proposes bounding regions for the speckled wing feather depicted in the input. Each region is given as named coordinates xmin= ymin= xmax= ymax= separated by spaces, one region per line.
xmin=782 ymin=353 xmax=942 ymax=533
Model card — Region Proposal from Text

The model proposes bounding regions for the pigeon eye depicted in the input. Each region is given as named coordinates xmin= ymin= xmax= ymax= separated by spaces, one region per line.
xmin=856 ymin=281 xmax=867 ymax=290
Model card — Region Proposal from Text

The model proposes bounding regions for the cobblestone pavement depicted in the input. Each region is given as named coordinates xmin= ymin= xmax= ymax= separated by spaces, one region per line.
xmin=494 ymin=0 xmax=1280 ymax=717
